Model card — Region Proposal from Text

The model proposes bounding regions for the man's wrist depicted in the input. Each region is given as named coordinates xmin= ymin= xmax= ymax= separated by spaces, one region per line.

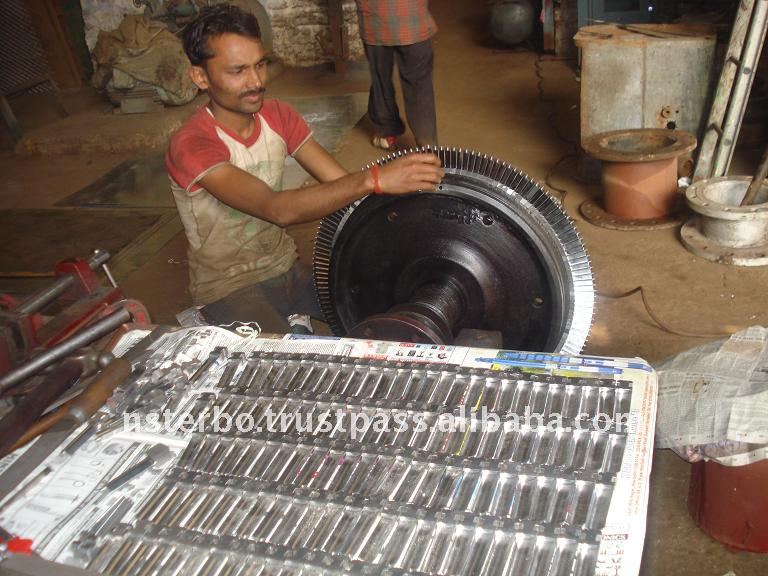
xmin=363 ymin=166 xmax=381 ymax=195
xmin=370 ymin=165 xmax=382 ymax=194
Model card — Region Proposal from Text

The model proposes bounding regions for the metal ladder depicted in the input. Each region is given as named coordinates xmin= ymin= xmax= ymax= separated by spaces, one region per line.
xmin=694 ymin=0 xmax=768 ymax=181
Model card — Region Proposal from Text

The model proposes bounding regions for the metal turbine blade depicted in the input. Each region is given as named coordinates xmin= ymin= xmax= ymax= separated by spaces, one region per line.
xmin=313 ymin=147 xmax=595 ymax=354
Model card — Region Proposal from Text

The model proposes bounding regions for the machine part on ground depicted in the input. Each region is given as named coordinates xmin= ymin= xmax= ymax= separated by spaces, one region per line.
xmin=314 ymin=147 xmax=595 ymax=354
xmin=574 ymin=24 xmax=716 ymax=145
xmin=681 ymin=176 xmax=768 ymax=266
xmin=15 ymin=250 xmax=112 ymax=316
xmin=579 ymin=198 xmax=683 ymax=231
xmin=0 ymin=250 xmax=150 ymax=379
xmin=88 ymin=342 xmax=647 ymax=576
xmin=582 ymin=128 xmax=697 ymax=222
xmin=489 ymin=0 xmax=534 ymax=46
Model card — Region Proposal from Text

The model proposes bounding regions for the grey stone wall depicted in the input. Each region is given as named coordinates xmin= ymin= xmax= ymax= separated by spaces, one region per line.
xmin=264 ymin=0 xmax=363 ymax=66
xmin=80 ymin=0 xmax=363 ymax=67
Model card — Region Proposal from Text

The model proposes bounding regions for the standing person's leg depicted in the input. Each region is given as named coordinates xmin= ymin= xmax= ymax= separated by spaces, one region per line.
xmin=364 ymin=43 xmax=405 ymax=144
xmin=395 ymin=39 xmax=437 ymax=147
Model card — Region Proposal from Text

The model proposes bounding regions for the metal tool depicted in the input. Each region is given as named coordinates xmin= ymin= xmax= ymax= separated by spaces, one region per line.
xmin=0 ymin=307 xmax=132 ymax=393
xmin=0 ymin=250 xmax=151 ymax=381
xmin=73 ymin=497 xmax=134 ymax=557
xmin=104 ymin=444 xmax=172 ymax=491
xmin=314 ymin=147 xmax=594 ymax=353
xmin=190 ymin=347 xmax=226 ymax=383
xmin=62 ymin=423 xmax=97 ymax=455
xmin=92 ymin=249 xmax=118 ymax=289
xmin=0 ymin=327 xmax=168 ymax=500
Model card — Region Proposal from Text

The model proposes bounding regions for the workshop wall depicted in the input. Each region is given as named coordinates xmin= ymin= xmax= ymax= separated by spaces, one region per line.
xmin=79 ymin=0 xmax=363 ymax=68
xmin=263 ymin=0 xmax=364 ymax=66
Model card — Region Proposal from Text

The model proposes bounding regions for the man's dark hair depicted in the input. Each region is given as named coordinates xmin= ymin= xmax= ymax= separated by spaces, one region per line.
xmin=182 ymin=4 xmax=261 ymax=66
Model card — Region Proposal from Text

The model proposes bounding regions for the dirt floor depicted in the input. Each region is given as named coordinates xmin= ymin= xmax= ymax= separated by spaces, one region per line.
xmin=1 ymin=0 xmax=768 ymax=573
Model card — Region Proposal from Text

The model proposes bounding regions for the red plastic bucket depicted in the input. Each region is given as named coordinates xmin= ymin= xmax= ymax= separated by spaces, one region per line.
xmin=688 ymin=459 xmax=768 ymax=552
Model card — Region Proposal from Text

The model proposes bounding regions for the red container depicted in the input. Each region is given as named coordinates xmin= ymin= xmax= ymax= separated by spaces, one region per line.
xmin=688 ymin=459 xmax=768 ymax=552
xmin=581 ymin=128 xmax=697 ymax=220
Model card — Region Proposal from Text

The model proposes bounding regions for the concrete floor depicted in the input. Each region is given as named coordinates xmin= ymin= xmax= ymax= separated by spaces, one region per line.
xmin=1 ymin=0 xmax=767 ymax=573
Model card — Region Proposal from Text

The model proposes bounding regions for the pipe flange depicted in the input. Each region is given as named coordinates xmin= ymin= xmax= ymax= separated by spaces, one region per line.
xmin=583 ymin=128 xmax=697 ymax=163
xmin=579 ymin=199 xmax=683 ymax=230
xmin=681 ymin=217 xmax=768 ymax=266
xmin=685 ymin=176 xmax=768 ymax=253
xmin=686 ymin=176 xmax=768 ymax=220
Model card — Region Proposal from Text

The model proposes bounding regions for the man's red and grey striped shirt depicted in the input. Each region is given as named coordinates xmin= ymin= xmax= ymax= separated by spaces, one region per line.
xmin=355 ymin=0 xmax=437 ymax=46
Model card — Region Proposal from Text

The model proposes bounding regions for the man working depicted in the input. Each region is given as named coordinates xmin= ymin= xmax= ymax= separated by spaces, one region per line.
xmin=355 ymin=0 xmax=438 ymax=150
xmin=166 ymin=5 xmax=443 ymax=332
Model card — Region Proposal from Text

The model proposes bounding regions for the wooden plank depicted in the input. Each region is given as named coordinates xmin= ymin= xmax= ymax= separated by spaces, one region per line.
xmin=542 ymin=0 xmax=555 ymax=52
xmin=22 ymin=0 xmax=83 ymax=88
xmin=327 ymin=0 xmax=348 ymax=75
xmin=0 ymin=95 xmax=23 ymax=142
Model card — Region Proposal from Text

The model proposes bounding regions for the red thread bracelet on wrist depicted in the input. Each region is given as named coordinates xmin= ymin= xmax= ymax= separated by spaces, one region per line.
xmin=370 ymin=165 xmax=382 ymax=194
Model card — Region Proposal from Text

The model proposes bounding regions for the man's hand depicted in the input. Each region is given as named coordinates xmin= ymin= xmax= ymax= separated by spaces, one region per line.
xmin=376 ymin=153 xmax=444 ymax=194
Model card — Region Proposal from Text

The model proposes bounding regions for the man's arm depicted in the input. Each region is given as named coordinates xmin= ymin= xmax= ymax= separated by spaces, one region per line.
xmin=293 ymin=138 xmax=348 ymax=182
xmin=198 ymin=152 xmax=443 ymax=227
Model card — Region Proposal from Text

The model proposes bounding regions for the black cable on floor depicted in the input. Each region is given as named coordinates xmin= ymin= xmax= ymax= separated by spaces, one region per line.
xmin=598 ymin=287 xmax=732 ymax=339
xmin=544 ymin=153 xmax=577 ymax=201
xmin=534 ymin=56 xmax=581 ymax=203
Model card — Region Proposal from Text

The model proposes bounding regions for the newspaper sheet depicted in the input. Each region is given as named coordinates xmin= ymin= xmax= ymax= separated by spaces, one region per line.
xmin=655 ymin=326 xmax=768 ymax=465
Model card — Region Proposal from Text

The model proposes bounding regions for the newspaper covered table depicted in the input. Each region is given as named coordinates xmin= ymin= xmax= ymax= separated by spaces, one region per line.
xmin=0 ymin=327 xmax=657 ymax=576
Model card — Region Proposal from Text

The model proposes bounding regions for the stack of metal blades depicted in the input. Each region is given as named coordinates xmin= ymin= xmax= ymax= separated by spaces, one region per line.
xmin=88 ymin=348 xmax=632 ymax=576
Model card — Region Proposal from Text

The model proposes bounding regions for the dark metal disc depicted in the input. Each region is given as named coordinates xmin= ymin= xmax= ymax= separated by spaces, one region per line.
xmin=314 ymin=147 xmax=595 ymax=354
